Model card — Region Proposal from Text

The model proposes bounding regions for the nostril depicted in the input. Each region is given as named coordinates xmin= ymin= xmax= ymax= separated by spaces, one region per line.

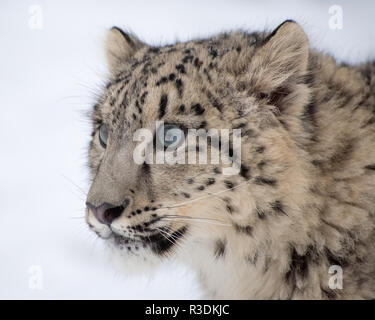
xmin=86 ymin=199 xmax=131 ymax=226
xmin=103 ymin=205 xmax=124 ymax=224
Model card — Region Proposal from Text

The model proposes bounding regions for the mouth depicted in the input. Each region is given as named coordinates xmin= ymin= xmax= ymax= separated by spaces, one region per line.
xmin=111 ymin=225 xmax=188 ymax=256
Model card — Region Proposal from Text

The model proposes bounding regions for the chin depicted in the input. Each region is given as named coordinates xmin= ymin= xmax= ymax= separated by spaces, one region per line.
xmin=103 ymin=227 xmax=188 ymax=276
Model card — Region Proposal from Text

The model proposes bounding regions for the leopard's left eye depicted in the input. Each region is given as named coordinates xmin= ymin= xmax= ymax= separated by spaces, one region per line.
xmin=157 ymin=124 xmax=184 ymax=149
xmin=99 ymin=124 xmax=108 ymax=148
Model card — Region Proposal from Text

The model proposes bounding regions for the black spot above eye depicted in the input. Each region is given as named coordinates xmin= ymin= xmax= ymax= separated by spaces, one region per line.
xmin=191 ymin=103 xmax=205 ymax=115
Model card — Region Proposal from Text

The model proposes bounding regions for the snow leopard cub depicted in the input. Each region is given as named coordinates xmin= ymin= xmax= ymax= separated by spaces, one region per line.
xmin=85 ymin=20 xmax=375 ymax=299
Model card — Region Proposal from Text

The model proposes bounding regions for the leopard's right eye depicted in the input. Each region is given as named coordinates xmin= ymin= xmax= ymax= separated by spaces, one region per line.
xmin=99 ymin=124 xmax=108 ymax=148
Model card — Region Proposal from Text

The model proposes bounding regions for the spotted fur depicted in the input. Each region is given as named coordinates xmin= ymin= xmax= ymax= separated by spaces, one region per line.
xmin=85 ymin=21 xmax=375 ymax=299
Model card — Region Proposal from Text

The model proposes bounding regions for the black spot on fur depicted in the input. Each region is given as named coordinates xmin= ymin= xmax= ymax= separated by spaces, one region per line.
xmin=209 ymin=47 xmax=218 ymax=58
xmin=256 ymin=146 xmax=266 ymax=153
xmin=205 ymin=90 xmax=223 ymax=112
xmin=135 ymin=100 xmax=142 ymax=114
xmin=206 ymin=178 xmax=215 ymax=185
xmin=168 ymin=73 xmax=176 ymax=81
xmin=159 ymin=94 xmax=168 ymax=119
xmin=240 ymin=165 xmax=251 ymax=179
xmin=191 ymin=103 xmax=205 ymax=115
xmin=176 ymin=64 xmax=186 ymax=74
xmin=256 ymin=208 xmax=266 ymax=219
xmin=286 ymin=248 xmax=308 ymax=281
xmin=194 ymin=57 xmax=203 ymax=68
xmin=142 ymin=163 xmax=151 ymax=175
xmin=182 ymin=55 xmax=194 ymax=63
xmin=234 ymin=224 xmax=253 ymax=236
xmin=182 ymin=192 xmax=191 ymax=198
xmin=197 ymin=185 xmax=205 ymax=191
xmin=198 ymin=121 xmax=207 ymax=129
xmin=224 ymin=181 xmax=234 ymax=189
xmin=187 ymin=178 xmax=194 ymax=184
xmin=177 ymin=104 xmax=185 ymax=114
xmin=214 ymin=239 xmax=226 ymax=258
xmin=285 ymin=245 xmax=319 ymax=283
xmin=175 ymin=79 xmax=183 ymax=97
xmin=156 ymin=76 xmax=168 ymax=86
xmin=226 ymin=204 xmax=234 ymax=214
xmin=254 ymin=176 xmax=277 ymax=186
xmin=365 ymin=164 xmax=375 ymax=170
xmin=148 ymin=47 xmax=160 ymax=53
xmin=270 ymin=200 xmax=287 ymax=215
xmin=148 ymin=226 xmax=187 ymax=255
xmin=140 ymin=91 xmax=148 ymax=104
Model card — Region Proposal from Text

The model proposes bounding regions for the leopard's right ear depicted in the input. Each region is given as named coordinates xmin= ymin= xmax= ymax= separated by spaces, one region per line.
xmin=106 ymin=27 xmax=144 ymax=74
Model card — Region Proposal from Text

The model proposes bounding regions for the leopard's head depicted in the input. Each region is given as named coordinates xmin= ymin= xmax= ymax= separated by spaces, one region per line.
xmin=85 ymin=21 xmax=312 ymax=268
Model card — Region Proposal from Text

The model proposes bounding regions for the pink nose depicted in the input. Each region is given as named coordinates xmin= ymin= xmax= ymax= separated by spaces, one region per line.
xmin=86 ymin=201 xmax=129 ymax=225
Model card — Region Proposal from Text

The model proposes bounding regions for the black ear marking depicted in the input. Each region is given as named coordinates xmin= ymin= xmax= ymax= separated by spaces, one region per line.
xmin=111 ymin=26 xmax=136 ymax=47
xmin=106 ymin=27 xmax=144 ymax=73
xmin=263 ymin=20 xmax=296 ymax=44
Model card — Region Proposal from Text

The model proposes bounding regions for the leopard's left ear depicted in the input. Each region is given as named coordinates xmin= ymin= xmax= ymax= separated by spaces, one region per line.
xmin=249 ymin=20 xmax=309 ymax=107
xmin=106 ymin=27 xmax=144 ymax=74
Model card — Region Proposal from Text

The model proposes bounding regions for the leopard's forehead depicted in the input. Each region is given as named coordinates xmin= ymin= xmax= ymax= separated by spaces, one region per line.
xmin=93 ymin=31 xmax=261 ymax=132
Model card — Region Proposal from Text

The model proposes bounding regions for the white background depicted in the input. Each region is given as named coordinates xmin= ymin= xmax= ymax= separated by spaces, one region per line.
xmin=0 ymin=0 xmax=374 ymax=299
